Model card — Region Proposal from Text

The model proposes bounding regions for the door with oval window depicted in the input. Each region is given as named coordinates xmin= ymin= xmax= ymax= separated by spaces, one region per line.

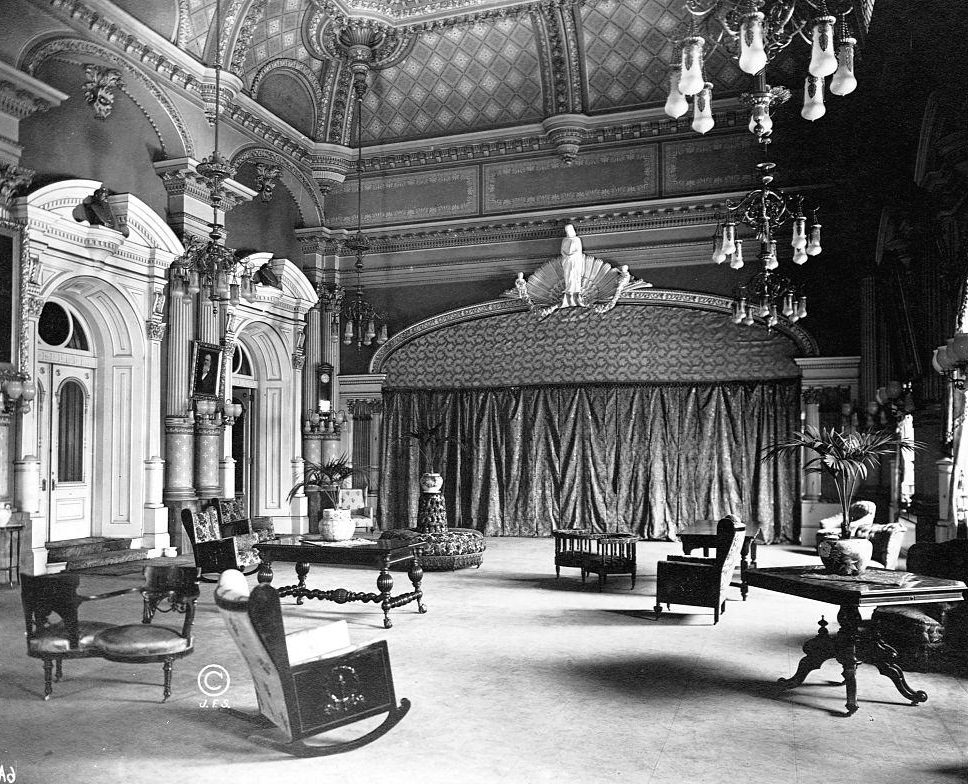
xmin=36 ymin=302 xmax=95 ymax=542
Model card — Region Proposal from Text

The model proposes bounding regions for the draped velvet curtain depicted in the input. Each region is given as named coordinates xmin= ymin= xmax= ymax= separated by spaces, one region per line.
xmin=379 ymin=380 xmax=800 ymax=543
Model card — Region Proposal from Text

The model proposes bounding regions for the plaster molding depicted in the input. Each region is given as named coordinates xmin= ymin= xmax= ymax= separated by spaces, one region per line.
xmin=0 ymin=61 xmax=68 ymax=120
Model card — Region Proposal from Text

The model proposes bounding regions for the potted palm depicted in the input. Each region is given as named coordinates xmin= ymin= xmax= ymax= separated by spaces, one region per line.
xmin=287 ymin=454 xmax=366 ymax=540
xmin=399 ymin=420 xmax=463 ymax=531
xmin=763 ymin=425 xmax=922 ymax=575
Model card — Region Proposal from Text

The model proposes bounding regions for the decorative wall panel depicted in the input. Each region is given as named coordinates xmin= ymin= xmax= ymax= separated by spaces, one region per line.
xmin=326 ymin=167 xmax=480 ymax=226
xmin=662 ymin=135 xmax=762 ymax=195
xmin=483 ymin=148 xmax=658 ymax=213
xmin=381 ymin=303 xmax=802 ymax=388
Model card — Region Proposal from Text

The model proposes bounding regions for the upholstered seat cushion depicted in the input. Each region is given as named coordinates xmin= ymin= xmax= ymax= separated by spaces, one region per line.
xmin=193 ymin=508 xmax=221 ymax=543
xmin=380 ymin=528 xmax=486 ymax=571
xmin=27 ymin=621 xmax=116 ymax=655
xmin=233 ymin=533 xmax=261 ymax=568
xmin=93 ymin=625 xmax=191 ymax=657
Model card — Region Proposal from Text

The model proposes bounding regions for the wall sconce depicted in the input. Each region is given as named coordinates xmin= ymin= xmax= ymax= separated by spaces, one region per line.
xmin=194 ymin=397 xmax=242 ymax=425
xmin=305 ymin=407 xmax=347 ymax=435
xmin=2 ymin=375 xmax=37 ymax=414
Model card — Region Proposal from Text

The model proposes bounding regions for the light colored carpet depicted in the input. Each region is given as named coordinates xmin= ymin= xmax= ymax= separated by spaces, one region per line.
xmin=0 ymin=537 xmax=965 ymax=784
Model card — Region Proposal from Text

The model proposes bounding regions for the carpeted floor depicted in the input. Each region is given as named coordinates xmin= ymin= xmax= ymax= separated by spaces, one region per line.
xmin=0 ymin=537 xmax=965 ymax=784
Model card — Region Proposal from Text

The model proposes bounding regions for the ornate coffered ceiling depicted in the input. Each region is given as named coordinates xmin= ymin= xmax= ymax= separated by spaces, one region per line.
xmin=174 ymin=0 xmax=755 ymax=146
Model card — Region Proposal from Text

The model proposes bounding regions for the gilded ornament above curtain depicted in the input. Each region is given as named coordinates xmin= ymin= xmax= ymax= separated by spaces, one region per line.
xmin=502 ymin=223 xmax=652 ymax=317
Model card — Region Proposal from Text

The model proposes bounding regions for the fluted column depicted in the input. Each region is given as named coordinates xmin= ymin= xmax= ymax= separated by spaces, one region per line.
xmin=219 ymin=310 xmax=239 ymax=500
xmin=142 ymin=301 xmax=169 ymax=550
xmin=163 ymin=279 xmax=195 ymax=508
xmin=802 ymin=393 xmax=822 ymax=501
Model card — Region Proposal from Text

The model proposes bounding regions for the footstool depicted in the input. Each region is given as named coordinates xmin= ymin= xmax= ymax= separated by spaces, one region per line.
xmin=379 ymin=527 xmax=485 ymax=571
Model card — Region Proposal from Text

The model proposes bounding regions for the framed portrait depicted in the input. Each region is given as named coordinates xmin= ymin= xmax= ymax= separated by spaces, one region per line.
xmin=190 ymin=340 xmax=222 ymax=399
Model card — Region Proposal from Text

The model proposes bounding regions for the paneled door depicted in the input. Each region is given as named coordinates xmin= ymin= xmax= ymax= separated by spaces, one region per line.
xmin=41 ymin=364 xmax=94 ymax=541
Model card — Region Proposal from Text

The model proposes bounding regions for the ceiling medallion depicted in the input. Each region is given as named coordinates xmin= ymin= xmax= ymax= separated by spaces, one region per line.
xmin=502 ymin=224 xmax=652 ymax=318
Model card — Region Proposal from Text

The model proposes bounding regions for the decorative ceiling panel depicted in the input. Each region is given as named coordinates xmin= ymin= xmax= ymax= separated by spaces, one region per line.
xmin=243 ymin=0 xmax=314 ymax=79
xmin=363 ymin=16 xmax=543 ymax=143
xmin=185 ymin=0 xmax=216 ymax=60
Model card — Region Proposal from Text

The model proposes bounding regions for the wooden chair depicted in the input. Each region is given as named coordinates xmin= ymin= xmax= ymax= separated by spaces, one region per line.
xmin=552 ymin=529 xmax=598 ymax=580
xmin=21 ymin=573 xmax=138 ymax=700
xmin=91 ymin=565 xmax=200 ymax=701
xmin=214 ymin=569 xmax=410 ymax=757
xmin=654 ymin=515 xmax=746 ymax=624
xmin=182 ymin=507 xmax=260 ymax=582
xmin=583 ymin=533 xmax=638 ymax=590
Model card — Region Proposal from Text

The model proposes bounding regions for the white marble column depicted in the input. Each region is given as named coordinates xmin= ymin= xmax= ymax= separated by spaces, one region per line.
xmin=142 ymin=310 xmax=170 ymax=551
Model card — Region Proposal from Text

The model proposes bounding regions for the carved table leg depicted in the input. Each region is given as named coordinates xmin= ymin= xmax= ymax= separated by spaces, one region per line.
xmin=378 ymin=554 xmax=394 ymax=629
xmin=409 ymin=551 xmax=427 ymax=614
xmin=43 ymin=658 xmax=54 ymax=700
xmin=54 ymin=658 xmax=63 ymax=681
xmin=867 ymin=632 xmax=928 ymax=706
xmin=257 ymin=559 xmax=274 ymax=585
xmin=295 ymin=562 xmax=309 ymax=605
xmin=779 ymin=615 xmax=836 ymax=689
xmin=739 ymin=537 xmax=752 ymax=601
xmin=162 ymin=658 xmax=173 ymax=702
xmin=834 ymin=606 xmax=861 ymax=716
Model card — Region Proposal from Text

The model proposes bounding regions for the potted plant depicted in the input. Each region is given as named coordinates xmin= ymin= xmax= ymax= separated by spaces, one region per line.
xmin=399 ymin=420 xmax=464 ymax=531
xmin=287 ymin=454 xmax=366 ymax=540
xmin=763 ymin=425 xmax=922 ymax=575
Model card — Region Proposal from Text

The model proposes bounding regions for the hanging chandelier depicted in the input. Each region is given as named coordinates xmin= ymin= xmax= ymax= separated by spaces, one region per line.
xmin=713 ymin=135 xmax=820 ymax=327
xmin=333 ymin=49 xmax=388 ymax=350
xmin=168 ymin=0 xmax=254 ymax=311
xmin=664 ymin=0 xmax=859 ymax=136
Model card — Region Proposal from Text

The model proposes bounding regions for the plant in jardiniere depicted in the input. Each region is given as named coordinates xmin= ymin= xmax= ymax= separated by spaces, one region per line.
xmin=763 ymin=425 xmax=923 ymax=575
xmin=286 ymin=454 xmax=367 ymax=539
xmin=398 ymin=420 xmax=465 ymax=531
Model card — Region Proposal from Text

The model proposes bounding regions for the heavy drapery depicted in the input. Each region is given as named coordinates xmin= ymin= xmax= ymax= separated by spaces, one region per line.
xmin=379 ymin=380 xmax=800 ymax=543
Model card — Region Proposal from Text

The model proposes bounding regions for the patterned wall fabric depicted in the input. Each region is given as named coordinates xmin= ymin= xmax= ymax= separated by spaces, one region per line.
xmin=382 ymin=304 xmax=802 ymax=389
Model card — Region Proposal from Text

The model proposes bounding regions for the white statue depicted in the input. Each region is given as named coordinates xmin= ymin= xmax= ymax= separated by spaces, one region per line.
xmin=560 ymin=223 xmax=585 ymax=306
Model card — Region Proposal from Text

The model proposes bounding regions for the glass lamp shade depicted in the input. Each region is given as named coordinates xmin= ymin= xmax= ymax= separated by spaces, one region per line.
xmin=664 ymin=70 xmax=689 ymax=118
xmin=782 ymin=293 xmax=795 ymax=317
xmin=793 ymin=247 xmax=808 ymax=265
xmin=763 ymin=240 xmax=778 ymax=270
xmin=729 ymin=240 xmax=744 ymax=269
xmin=809 ymin=17 xmax=838 ymax=77
xmin=733 ymin=299 xmax=747 ymax=324
xmin=791 ymin=216 xmax=807 ymax=250
xmin=748 ymin=105 xmax=773 ymax=136
xmin=678 ymin=37 xmax=706 ymax=96
xmin=721 ymin=222 xmax=736 ymax=256
xmin=691 ymin=84 xmax=714 ymax=133
xmin=343 ymin=320 xmax=354 ymax=345
xmin=830 ymin=39 xmax=858 ymax=96
xmin=4 ymin=380 xmax=22 ymax=400
xmin=806 ymin=223 xmax=822 ymax=256
xmin=377 ymin=324 xmax=388 ymax=344
xmin=801 ymin=75 xmax=826 ymax=121
xmin=796 ymin=297 xmax=808 ymax=320
xmin=712 ymin=238 xmax=727 ymax=265
xmin=21 ymin=379 xmax=36 ymax=402
xmin=739 ymin=13 xmax=768 ymax=75
xmin=187 ymin=271 xmax=201 ymax=295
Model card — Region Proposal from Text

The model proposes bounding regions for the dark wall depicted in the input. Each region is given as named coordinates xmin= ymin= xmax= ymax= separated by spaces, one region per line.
xmin=19 ymin=60 xmax=170 ymax=217
xmin=228 ymin=162 xmax=305 ymax=263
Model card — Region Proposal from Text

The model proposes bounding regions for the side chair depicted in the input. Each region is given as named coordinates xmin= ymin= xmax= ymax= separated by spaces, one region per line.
xmin=214 ymin=569 xmax=410 ymax=757
xmin=182 ymin=507 xmax=260 ymax=582
xmin=654 ymin=515 xmax=746 ymax=625
xmin=21 ymin=573 xmax=138 ymax=700
xmin=91 ymin=564 xmax=200 ymax=701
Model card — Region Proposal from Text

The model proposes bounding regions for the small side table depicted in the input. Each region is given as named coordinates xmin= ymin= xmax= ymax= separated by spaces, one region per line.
xmin=0 ymin=523 xmax=23 ymax=587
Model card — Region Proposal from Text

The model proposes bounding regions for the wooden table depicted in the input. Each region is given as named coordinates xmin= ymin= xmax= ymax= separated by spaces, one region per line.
xmin=745 ymin=565 xmax=967 ymax=716
xmin=254 ymin=537 xmax=427 ymax=629
xmin=678 ymin=520 xmax=763 ymax=600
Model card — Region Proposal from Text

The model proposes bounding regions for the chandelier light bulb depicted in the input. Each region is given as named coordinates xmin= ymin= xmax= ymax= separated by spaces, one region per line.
xmin=806 ymin=223 xmax=822 ymax=255
xmin=791 ymin=216 xmax=807 ymax=250
xmin=796 ymin=296 xmax=808 ymax=320
xmin=738 ymin=12 xmax=768 ymax=75
xmin=678 ymin=36 xmax=706 ymax=96
xmin=691 ymin=83 xmax=714 ymax=134
xmin=782 ymin=293 xmax=795 ymax=317
xmin=763 ymin=240 xmax=778 ymax=270
xmin=809 ymin=16 xmax=838 ymax=77
xmin=801 ymin=75 xmax=826 ymax=121
xmin=377 ymin=324 xmax=389 ymax=344
xmin=729 ymin=240 xmax=744 ymax=269
xmin=712 ymin=238 xmax=727 ymax=264
xmin=743 ymin=312 xmax=755 ymax=327
xmin=793 ymin=247 xmax=808 ymax=265
xmin=748 ymin=105 xmax=773 ymax=136
xmin=664 ymin=69 xmax=689 ymax=118
xmin=830 ymin=38 xmax=858 ymax=96
xmin=721 ymin=222 xmax=736 ymax=256
xmin=343 ymin=320 xmax=353 ymax=345
xmin=733 ymin=298 xmax=748 ymax=324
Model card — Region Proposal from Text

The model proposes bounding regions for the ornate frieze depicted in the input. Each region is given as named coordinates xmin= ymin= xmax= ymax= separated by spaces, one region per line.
xmin=0 ymin=80 xmax=54 ymax=119
xmin=347 ymin=398 xmax=383 ymax=417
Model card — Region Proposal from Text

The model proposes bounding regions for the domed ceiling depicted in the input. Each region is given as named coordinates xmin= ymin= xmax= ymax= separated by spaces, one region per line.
xmin=127 ymin=0 xmax=814 ymax=147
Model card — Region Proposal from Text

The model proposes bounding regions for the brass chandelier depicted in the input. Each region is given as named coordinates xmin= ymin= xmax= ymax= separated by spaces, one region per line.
xmin=665 ymin=0 xmax=859 ymax=136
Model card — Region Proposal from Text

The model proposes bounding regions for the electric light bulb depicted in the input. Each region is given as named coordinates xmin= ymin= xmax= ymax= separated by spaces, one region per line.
xmin=664 ymin=69 xmax=689 ymax=118
xmin=764 ymin=240 xmax=778 ymax=270
xmin=678 ymin=37 xmax=706 ymax=96
xmin=802 ymin=76 xmax=826 ymax=121
xmin=782 ymin=293 xmax=795 ymax=317
xmin=691 ymin=83 xmax=714 ymax=134
xmin=793 ymin=247 xmax=808 ymax=265
xmin=712 ymin=238 xmax=727 ymax=265
xmin=748 ymin=105 xmax=773 ymax=136
xmin=733 ymin=299 xmax=747 ymax=324
xmin=830 ymin=38 xmax=858 ymax=96
xmin=796 ymin=297 xmax=808 ymax=320
xmin=791 ymin=216 xmax=807 ymax=250
xmin=809 ymin=16 xmax=838 ymax=77
xmin=743 ymin=312 xmax=755 ymax=327
xmin=739 ymin=12 xmax=768 ymax=75
xmin=343 ymin=320 xmax=353 ymax=345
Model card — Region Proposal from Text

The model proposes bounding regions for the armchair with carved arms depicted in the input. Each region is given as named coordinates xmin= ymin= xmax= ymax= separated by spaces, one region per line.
xmin=214 ymin=569 xmax=410 ymax=757
xmin=818 ymin=500 xmax=905 ymax=570
xmin=182 ymin=506 xmax=261 ymax=582
xmin=654 ymin=515 xmax=746 ymax=625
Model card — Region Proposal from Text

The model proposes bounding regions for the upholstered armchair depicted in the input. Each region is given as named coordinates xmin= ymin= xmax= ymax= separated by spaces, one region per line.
xmin=337 ymin=489 xmax=375 ymax=534
xmin=182 ymin=507 xmax=260 ymax=582
xmin=818 ymin=500 xmax=905 ymax=570
xmin=214 ymin=570 xmax=410 ymax=756
xmin=654 ymin=515 xmax=746 ymax=624
xmin=872 ymin=539 xmax=968 ymax=672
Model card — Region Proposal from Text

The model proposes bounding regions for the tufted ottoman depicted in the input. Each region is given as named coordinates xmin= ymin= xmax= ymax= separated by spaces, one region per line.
xmin=379 ymin=527 xmax=485 ymax=571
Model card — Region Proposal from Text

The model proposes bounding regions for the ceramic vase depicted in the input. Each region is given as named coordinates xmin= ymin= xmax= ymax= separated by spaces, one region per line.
xmin=319 ymin=508 xmax=355 ymax=541
xmin=419 ymin=472 xmax=443 ymax=493
xmin=817 ymin=534 xmax=873 ymax=576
